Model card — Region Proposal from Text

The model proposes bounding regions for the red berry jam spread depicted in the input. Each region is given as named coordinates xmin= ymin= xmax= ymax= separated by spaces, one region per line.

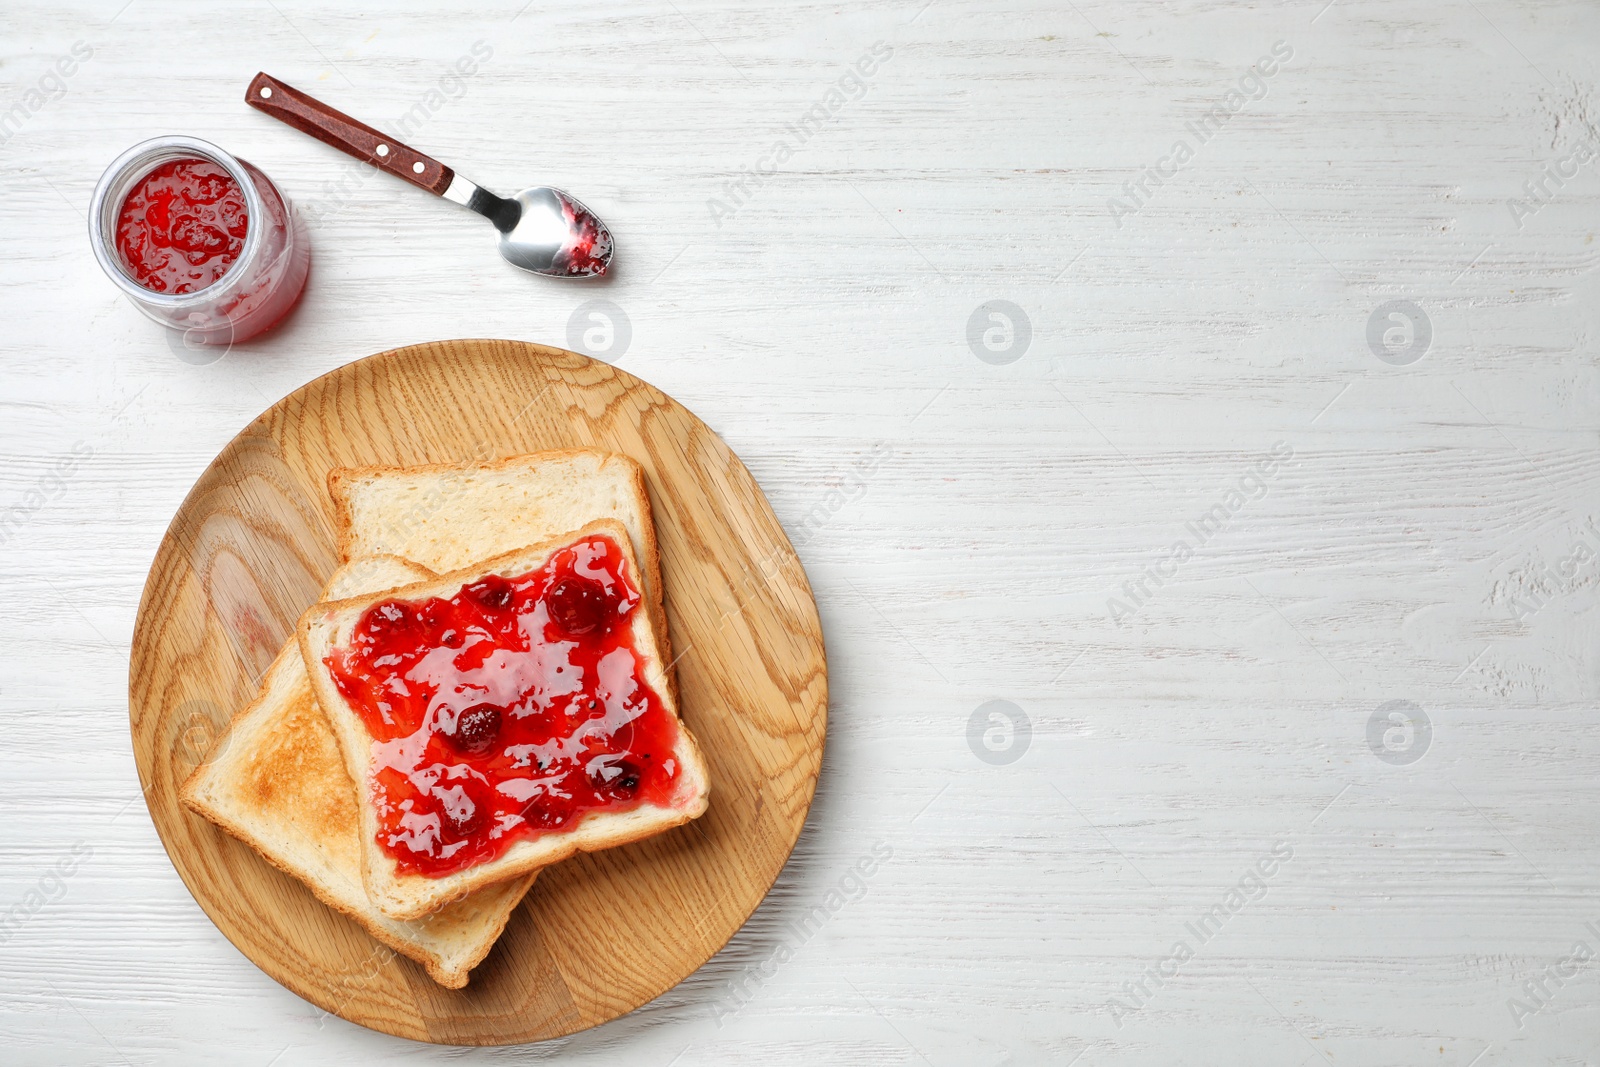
xmin=324 ymin=534 xmax=682 ymax=878
xmin=114 ymin=158 xmax=248 ymax=294
xmin=557 ymin=197 xmax=612 ymax=277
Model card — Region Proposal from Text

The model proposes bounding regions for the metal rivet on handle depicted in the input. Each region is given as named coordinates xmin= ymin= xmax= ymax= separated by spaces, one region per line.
xmin=376 ymin=144 xmax=389 ymax=157
xmin=412 ymin=162 xmax=425 ymax=174
xmin=259 ymin=86 xmax=272 ymax=99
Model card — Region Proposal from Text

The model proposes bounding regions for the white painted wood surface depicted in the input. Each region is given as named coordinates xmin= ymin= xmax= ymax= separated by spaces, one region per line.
xmin=4 ymin=0 xmax=1600 ymax=1062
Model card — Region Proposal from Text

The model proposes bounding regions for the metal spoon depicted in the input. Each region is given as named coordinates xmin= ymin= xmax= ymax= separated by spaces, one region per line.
xmin=246 ymin=73 xmax=612 ymax=278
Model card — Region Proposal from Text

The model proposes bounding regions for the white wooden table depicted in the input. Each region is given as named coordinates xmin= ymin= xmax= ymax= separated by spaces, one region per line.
xmin=5 ymin=0 xmax=1600 ymax=1062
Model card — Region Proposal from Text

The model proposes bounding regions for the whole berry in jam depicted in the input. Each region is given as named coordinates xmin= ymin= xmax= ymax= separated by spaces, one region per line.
xmin=546 ymin=575 xmax=611 ymax=636
xmin=445 ymin=703 xmax=503 ymax=757
xmin=465 ymin=574 xmax=515 ymax=611
xmin=521 ymin=798 xmax=568 ymax=831
xmin=589 ymin=759 xmax=642 ymax=799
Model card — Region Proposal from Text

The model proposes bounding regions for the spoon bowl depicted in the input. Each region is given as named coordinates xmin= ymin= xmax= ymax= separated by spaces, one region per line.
xmin=494 ymin=186 xmax=613 ymax=279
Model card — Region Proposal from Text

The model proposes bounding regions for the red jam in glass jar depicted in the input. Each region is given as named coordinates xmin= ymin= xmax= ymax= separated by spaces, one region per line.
xmin=90 ymin=136 xmax=310 ymax=347
xmin=114 ymin=158 xmax=249 ymax=295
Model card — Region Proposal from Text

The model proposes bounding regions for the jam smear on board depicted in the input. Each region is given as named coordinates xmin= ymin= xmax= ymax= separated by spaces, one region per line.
xmin=114 ymin=158 xmax=248 ymax=294
xmin=325 ymin=534 xmax=682 ymax=878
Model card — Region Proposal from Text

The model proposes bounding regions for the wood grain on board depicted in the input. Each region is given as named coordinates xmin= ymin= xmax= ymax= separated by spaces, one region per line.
xmin=126 ymin=339 xmax=827 ymax=1045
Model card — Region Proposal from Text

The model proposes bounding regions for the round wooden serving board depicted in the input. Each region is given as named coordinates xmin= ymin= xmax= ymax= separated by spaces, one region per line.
xmin=128 ymin=339 xmax=828 ymax=1045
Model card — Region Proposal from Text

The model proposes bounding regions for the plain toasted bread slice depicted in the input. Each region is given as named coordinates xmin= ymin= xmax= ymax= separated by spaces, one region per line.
xmin=328 ymin=450 xmax=668 ymax=651
xmin=300 ymin=520 xmax=711 ymax=921
xmin=181 ymin=555 xmax=536 ymax=989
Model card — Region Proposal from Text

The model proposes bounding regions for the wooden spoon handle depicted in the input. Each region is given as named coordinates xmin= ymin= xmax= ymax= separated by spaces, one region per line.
xmin=245 ymin=72 xmax=454 ymax=196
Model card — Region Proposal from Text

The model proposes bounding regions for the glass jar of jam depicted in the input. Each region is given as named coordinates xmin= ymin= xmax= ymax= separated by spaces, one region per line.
xmin=89 ymin=135 xmax=310 ymax=346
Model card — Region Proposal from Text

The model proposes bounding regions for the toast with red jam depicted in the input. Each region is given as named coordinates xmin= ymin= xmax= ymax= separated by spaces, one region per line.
xmin=299 ymin=520 xmax=710 ymax=921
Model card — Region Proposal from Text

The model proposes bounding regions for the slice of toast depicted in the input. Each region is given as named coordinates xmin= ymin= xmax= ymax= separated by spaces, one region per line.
xmin=328 ymin=450 xmax=668 ymax=651
xmin=300 ymin=520 xmax=711 ymax=921
xmin=181 ymin=555 xmax=537 ymax=988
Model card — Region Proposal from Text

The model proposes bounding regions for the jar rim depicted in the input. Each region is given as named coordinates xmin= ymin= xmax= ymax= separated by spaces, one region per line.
xmin=88 ymin=135 xmax=266 ymax=307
